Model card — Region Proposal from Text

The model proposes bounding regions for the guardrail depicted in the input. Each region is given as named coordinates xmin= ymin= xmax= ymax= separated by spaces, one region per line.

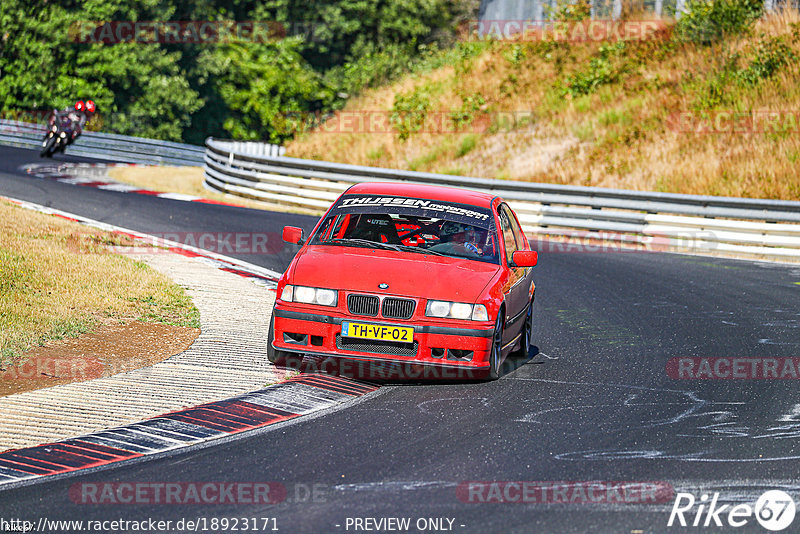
xmin=204 ymin=136 xmax=800 ymax=259
xmin=0 ymin=119 xmax=205 ymax=166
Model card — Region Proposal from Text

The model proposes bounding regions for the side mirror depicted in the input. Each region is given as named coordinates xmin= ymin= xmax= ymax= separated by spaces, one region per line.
xmin=512 ymin=250 xmax=537 ymax=267
xmin=282 ymin=226 xmax=305 ymax=245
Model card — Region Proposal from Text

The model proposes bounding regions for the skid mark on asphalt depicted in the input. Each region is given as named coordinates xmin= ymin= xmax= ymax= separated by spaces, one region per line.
xmin=505 ymin=378 xmax=800 ymax=462
xmin=758 ymin=338 xmax=800 ymax=345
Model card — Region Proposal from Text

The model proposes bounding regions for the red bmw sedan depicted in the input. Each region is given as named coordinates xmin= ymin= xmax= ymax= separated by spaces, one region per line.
xmin=268 ymin=182 xmax=537 ymax=380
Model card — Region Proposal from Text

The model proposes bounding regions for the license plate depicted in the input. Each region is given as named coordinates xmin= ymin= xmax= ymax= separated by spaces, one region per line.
xmin=341 ymin=322 xmax=413 ymax=343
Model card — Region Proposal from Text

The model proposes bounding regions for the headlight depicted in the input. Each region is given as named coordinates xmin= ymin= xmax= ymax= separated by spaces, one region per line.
xmin=425 ymin=301 xmax=489 ymax=321
xmin=280 ymin=284 xmax=337 ymax=307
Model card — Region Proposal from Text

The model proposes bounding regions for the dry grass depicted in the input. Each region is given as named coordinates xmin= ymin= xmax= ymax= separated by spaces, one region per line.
xmin=107 ymin=165 xmax=318 ymax=213
xmin=287 ymin=11 xmax=800 ymax=200
xmin=108 ymin=165 xmax=210 ymax=197
xmin=0 ymin=200 xmax=200 ymax=363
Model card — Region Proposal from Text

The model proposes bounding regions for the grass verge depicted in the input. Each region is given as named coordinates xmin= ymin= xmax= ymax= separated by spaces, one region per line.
xmin=0 ymin=199 xmax=200 ymax=365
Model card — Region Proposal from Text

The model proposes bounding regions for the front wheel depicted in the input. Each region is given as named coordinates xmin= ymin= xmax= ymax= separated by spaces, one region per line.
xmin=40 ymin=135 xmax=56 ymax=158
xmin=487 ymin=311 xmax=504 ymax=380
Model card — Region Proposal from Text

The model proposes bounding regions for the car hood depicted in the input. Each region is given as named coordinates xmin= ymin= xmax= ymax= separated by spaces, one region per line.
xmin=290 ymin=245 xmax=499 ymax=302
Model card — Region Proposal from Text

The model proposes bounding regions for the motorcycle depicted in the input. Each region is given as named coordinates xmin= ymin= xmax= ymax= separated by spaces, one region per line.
xmin=40 ymin=112 xmax=76 ymax=158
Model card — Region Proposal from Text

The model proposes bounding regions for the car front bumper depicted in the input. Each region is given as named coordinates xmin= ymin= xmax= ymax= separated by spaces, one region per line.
xmin=271 ymin=307 xmax=493 ymax=378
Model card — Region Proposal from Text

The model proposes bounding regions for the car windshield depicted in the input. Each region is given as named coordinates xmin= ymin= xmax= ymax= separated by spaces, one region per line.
xmin=310 ymin=194 xmax=500 ymax=264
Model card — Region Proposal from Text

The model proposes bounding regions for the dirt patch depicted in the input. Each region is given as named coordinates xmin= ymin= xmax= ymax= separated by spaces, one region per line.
xmin=456 ymin=130 xmax=582 ymax=180
xmin=0 ymin=320 xmax=199 ymax=397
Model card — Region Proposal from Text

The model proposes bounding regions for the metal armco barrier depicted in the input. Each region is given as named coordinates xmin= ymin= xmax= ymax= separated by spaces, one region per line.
xmin=204 ymin=137 xmax=800 ymax=259
xmin=0 ymin=119 xmax=205 ymax=166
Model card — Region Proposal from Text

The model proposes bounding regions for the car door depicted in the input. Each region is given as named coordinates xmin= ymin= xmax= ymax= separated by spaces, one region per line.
xmin=497 ymin=203 xmax=528 ymax=346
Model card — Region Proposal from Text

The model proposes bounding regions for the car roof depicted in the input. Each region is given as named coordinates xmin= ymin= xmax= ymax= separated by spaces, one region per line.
xmin=345 ymin=182 xmax=496 ymax=209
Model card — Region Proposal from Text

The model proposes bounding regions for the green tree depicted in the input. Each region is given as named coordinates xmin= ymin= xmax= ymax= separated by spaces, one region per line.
xmin=198 ymin=37 xmax=333 ymax=142
xmin=1 ymin=1 xmax=201 ymax=141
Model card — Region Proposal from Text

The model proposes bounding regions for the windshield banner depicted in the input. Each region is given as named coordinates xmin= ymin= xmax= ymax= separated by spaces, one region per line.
xmin=332 ymin=195 xmax=493 ymax=226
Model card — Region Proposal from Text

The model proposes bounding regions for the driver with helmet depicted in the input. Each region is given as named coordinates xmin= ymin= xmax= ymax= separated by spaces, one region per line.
xmin=431 ymin=221 xmax=488 ymax=257
xmin=49 ymin=99 xmax=97 ymax=145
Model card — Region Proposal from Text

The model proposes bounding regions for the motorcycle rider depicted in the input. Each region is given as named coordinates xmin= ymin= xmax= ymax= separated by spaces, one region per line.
xmin=47 ymin=99 xmax=96 ymax=147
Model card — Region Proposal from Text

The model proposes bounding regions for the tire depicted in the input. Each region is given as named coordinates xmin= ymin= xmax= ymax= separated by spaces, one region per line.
xmin=40 ymin=135 xmax=56 ymax=158
xmin=487 ymin=309 xmax=504 ymax=380
xmin=267 ymin=315 xmax=303 ymax=369
xmin=512 ymin=298 xmax=533 ymax=359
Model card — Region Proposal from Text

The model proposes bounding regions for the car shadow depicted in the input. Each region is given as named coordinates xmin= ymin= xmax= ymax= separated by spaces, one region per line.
xmin=272 ymin=345 xmax=544 ymax=385
xmin=503 ymin=344 xmax=541 ymax=371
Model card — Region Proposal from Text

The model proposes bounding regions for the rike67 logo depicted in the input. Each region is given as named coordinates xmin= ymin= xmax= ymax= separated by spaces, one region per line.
xmin=668 ymin=490 xmax=796 ymax=531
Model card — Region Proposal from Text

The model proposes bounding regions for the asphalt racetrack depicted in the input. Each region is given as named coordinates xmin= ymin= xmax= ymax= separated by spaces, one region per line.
xmin=1 ymin=146 xmax=799 ymax=533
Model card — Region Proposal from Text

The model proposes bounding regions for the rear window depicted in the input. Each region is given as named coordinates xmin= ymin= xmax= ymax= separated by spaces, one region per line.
xmin=310 ymin=194 xmax=499 ymax=264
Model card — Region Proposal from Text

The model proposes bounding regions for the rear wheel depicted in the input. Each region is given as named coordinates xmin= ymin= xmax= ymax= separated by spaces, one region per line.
xmin=267 ymin=315 xmax=303 ymax=369
xmin=487 ymin=310 xmax=504 ymax=380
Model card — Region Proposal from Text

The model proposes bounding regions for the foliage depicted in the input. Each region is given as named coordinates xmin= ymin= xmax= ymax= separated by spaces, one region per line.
xmin=0 ymin=1 xmax=201 ymax=141
xmin=690 ymin=33 xmax=798 ymax=109
xmin=0 ymin=0 xmax=478 ymax=143
xmin=450 ymin=92 xmax=486 ymax=128
xmin=561 ymin=42 xmax=627 ymax=97
xmin=675 ymin=0 xmax=762 ymax=44
xmin=390 ymin=86 xmax=433 ymax=141
xmin=736 ymin=34 xmax=797 ymax=86
xmin=252 ymin=0 xmax=473 ymax=72
xmin=455 ymin=134 xmax=478 ymax=158
xmin=546 ymin=0 xmax=593 ymax=22
xmin=198 ymin=38 xmax=333 ymax=143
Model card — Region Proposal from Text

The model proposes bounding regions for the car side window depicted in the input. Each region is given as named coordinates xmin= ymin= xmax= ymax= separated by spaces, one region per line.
xmin=498 ymin=204 xmax=518 ymax=266
xmin=506 ymin=206 xmax=526 ymax=252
